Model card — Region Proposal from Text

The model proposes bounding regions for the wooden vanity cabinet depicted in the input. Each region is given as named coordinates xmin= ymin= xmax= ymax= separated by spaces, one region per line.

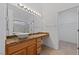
xmin=6 ymin=39 xmax=37 ymax=55
xmin=6 ymin=38 xmax=43 ymax=55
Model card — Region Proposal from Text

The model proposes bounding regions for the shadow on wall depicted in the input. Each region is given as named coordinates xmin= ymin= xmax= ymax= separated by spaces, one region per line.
xmin=43 ymin=35 xmax=55 ymax=49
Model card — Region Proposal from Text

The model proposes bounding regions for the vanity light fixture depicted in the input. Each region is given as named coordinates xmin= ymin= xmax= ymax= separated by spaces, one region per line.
xmin=30 ymin=10 xmax=34 ymax=14
xmin=24 ymin=7 xmax=28 ymax=11
xmin=34 ymin=11 xmax=38 ymax=15
xmin=17 ymin=3 xmax=24 ymax=8
xmin=35 ymin=12 xmax=38 ymax=15
xmin=32 ymin=11 xmax=35 ymax=15
xmin=17 ymin=3 xmax=41 ymax=16
xmin=30 ymin=10 xmax=33 ymax=13
xmin=28 ymin=10 xmax=31 ymax=13
xmin=19 ymin=3 xmax=23 ymax=6
xmin=24 ymin=6 xmax=27 ymax=10
xmin=27 ymin=8 xmax=30 ymax=11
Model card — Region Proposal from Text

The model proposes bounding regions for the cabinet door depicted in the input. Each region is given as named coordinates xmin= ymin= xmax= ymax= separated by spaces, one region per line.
xmin=37 ymin=38 xmax=42 ymax=54
xmin=12 ymin=49 xmax=26 ymax=55
xmin=27 ymin=45 xmax=36 ymax=55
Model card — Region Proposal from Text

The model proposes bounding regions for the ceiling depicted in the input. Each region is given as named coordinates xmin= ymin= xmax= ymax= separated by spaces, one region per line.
xmin=23 ymin=3 xmax=79 ymax=14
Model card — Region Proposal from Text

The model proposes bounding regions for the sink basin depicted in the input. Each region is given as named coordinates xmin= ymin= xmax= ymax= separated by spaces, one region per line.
xmin=13 ymin=32 xmax=29 ymax=39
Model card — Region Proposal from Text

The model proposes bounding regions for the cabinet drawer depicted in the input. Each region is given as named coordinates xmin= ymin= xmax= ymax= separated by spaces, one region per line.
xmin=6 ymin=39 xmax=36 ymax=54
xmin=12 ymin=49 xmax=26 ymax=55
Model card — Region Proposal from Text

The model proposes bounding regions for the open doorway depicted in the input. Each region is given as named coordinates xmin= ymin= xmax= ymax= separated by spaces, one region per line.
xmin=58 ymin=6 xmax=78 ymax=55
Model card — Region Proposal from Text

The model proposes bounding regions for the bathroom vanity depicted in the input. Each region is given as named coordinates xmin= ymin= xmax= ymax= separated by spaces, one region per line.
xmin=5 ymin=4 xmax=48 ymax=55
xmin=5 ymin=32 xmax=49 ymax=55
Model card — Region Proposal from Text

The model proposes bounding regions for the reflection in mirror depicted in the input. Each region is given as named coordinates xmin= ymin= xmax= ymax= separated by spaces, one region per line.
xmin=13 ymin=20 xmax=29 ymax=33
xmin=6 ymin=4 xmax=30 ymax=36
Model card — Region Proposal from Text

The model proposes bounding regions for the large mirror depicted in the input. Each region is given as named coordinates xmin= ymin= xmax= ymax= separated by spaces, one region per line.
xmin=6 ymin=4 xmax=31 ymax=36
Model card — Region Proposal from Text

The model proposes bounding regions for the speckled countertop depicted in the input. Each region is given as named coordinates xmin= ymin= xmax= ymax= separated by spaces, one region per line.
xmin=6 ymin=32 xmax=49 ymax=45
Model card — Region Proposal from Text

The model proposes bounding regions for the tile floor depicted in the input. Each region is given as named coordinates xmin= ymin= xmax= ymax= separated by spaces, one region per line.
xmin=40 ymin=40 xmax=78 ymax=55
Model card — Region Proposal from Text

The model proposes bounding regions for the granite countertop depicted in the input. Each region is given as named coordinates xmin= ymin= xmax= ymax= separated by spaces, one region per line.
xmin=6 ymin=32 xmax=49 ymax=45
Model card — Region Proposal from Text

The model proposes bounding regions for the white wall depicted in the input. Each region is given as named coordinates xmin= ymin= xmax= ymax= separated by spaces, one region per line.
xmin=41 ymin=4 xmax=79 ymax=49
xmin=41 ymin=4 xmax=59 ymax=49
xmin=58 ymin=7 xmax=78 ymax=44
xmin=24 ymin=3 xmax=79 ymax=49
xmin=0 ymin=4 xmax=6 ymax=54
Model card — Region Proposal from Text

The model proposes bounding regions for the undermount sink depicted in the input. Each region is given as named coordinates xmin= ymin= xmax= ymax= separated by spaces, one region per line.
xmin=13 ymin=32 xmax=29 ymax=39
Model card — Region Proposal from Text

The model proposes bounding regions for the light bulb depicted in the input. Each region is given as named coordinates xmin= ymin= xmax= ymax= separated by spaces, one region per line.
xmin=33 ymin=11 xmax=35 ymax=13
xmin=19 ymin=3 xmax=23 ymax=6
xmin=24 ymin=6 xmax=28 ymax=10
xmin=24 ymin=8 xmax=27 ymax=10
xmin=27 ymin=8 xmax=30 ymax=10
xmin=24 ymin=6 xmax=26 ymax=8
xmin=35 ymin=12 xmax=38 ymax=15
xmin=30 ymin=10 xmax=33 ymax=12
xmin=17 ymin=3 xmax=24 ymax=8
xmin=30 ymin=10 xmax=33 ymax=14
